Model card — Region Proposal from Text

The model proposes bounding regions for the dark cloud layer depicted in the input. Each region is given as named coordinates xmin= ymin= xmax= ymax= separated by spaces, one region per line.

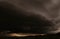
xmin=0 ymin=0 xmax=60 ymax=34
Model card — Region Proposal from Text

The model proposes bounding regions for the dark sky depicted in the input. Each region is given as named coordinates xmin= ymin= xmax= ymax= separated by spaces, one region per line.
xmin=0 ymin=0 xmax=60 ymax=34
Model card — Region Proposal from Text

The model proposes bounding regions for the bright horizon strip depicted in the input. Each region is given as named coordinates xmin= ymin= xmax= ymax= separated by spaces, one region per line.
xmin=6 ymin=33 xmax=46 ymax=37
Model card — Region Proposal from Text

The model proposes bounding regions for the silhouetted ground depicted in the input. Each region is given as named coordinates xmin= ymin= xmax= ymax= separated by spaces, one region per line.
xmin=0 ymin=33 xmax=60 ymax=39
